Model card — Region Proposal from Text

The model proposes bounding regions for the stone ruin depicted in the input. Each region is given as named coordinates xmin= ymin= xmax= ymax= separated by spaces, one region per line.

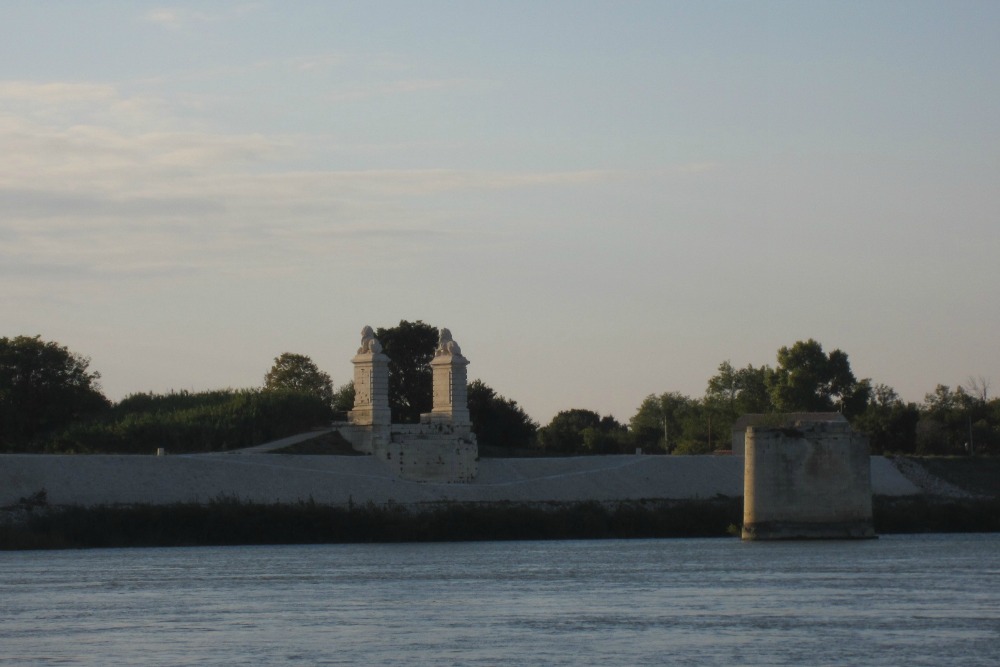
xmin=336 ymin=326 xmax=478 ymax=483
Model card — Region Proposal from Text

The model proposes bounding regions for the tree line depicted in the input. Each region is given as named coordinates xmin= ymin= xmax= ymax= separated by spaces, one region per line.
xmin=0 ymin=326 xmax=538 ymax=455
xmin=0 ymin=336 xmax=334 ymax=454
xmin=554 ymin=339 xmax=998 ymax=456
xmin=2 ymin=330 xmax=996 ymax=456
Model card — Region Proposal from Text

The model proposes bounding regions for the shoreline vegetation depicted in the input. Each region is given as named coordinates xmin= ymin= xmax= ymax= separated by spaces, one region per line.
xmin=5 ymin=334 xmax=1000 ymax=460
xmin=2 ymin=495 xmax=998 ymax=551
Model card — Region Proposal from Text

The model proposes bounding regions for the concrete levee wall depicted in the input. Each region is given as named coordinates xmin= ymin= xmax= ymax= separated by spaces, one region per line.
xmin=743 ymin=422 xmax=875 ymax=540
xmin=375 ymin=422 xmax=478 ymax=482
xmin=0 ymin=452 xmax=920 ymax=510
xmin=382 ymin=440 xmax=478 ymax=483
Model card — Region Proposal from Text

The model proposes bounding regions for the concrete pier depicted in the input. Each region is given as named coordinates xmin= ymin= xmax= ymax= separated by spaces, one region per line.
xmin=742 ymin=421 xmax=875 ymax=540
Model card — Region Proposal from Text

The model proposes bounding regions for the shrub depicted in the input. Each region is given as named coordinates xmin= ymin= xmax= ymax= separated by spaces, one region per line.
xmin=38 ymin=389 xmax=333 ymax=454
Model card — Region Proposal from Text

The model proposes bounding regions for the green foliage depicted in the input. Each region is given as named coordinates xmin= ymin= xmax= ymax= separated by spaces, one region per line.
xmin=630 ymin=393 xmax=688 ymax=452
xmin=331 ymin=381 xmax=355 ymax=416
xmin=38 ymin=389 xmax=332 ymax=454
xmin=264 ymin=353 xmax=334 ymax=407
xmin=916 ymin=384 xmax=1000 ymax=455
xmin=671 ymin=438 xmax=715 ymax=455
xmin=852 ymin=384 xmax=920 ymax=454
xmin=628 ymin=392 xmax=727 ymax=454
xmin=539 ymin=409 xmax=630 ymax=453
xmin=629 ymin=340 xmax=1000 ymax=456
xmin=376 ymin=320 xmax=439 ymax=423
xmin=768 ymin=339 xmax=871 ymax=417
xmin=539 ymin=409 xmax=600 ymax=452
xmin=580 ymin=426 xmax=632 ymax=454
xmin=9 ymin=332 xmax=998 ymax=459
xmin=467 ymin=380 xmax=538 ymax=450
xmin=0 ymin=335 xmax=110 ymax=448
xmin=705 ymin=361 xmax=772 ymax=415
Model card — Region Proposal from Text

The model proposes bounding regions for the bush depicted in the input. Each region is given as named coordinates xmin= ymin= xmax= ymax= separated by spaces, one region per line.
xmin=38 ymin=389 xmax=333 ymax=454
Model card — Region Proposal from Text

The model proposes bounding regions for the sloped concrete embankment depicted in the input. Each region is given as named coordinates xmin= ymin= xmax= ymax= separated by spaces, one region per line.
xmin=1 ymin=454 xmax=923 ymax=510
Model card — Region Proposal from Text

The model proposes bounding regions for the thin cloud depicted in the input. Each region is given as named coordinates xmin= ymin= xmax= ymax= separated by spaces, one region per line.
xmin=0 ymin=188 xmax=224 ymax=219
xmin=327 ymin=78 xmax=488 ymax=103
xmin=0 ymin=81 xmax=117 ymax=104
xmin=0 ymin=255 xmax=204 ymax=282
xmin=285 ymin=54 xmax=349 ymax=72
xmin=382 ymin=79 xmax=472 ymax=94
xmin=134 ymin=53 xmax=353 ymax=89
xmin=0 ymin=76 xmax=630 ymax=285
xmin=673 ymin=162 xmax=720 ymax=174
xmin=1 ymin=120 xmax=291 ymax=190
xmin=0 ymin=81 xmax=176 ymax=132
xmin=144 ymin=8 xmax=187 ymax=28
xmin=144 ymin=4 xmax=262 ymax=29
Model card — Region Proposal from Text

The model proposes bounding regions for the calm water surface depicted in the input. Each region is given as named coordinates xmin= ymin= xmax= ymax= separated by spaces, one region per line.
xmin=1 ymin=534 xmax=998 ymax=666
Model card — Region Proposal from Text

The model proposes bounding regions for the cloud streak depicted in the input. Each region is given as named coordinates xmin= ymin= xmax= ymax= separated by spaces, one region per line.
xmin=0 ymin=81 xmax=118 ymax=104
xmin=326 ymin=77 xmax=490 ymax=104
xmin=143 ymin=4 xmax=262 ymax=29
xmin=1 ymin=78 xmax=631 ymax=284
xmin=0 ymin=188 xmax=224 ymax=219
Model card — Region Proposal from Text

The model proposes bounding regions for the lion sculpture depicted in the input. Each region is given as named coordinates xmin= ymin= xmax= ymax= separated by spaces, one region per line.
xmin=358 ymin=325 xmax=383 ymax=354
xmin=435 ymin=328 xmax=462 ymax=357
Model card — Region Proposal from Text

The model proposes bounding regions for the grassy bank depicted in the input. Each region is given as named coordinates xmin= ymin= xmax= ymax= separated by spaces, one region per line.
xmin=4 ymin=486 xmax=998 ymax=551
xmin=873 ymin=495 xmax=1000 ymax=534
xmin=0 ymin=498 xmax=742 ymax=550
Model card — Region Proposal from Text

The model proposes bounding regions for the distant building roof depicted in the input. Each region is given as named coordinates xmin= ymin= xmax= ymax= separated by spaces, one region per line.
xmin=731 ymin=412 xmax=847 ymax=430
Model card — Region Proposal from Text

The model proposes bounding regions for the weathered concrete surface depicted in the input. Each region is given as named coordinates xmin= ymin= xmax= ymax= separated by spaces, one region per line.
xmin=223 ymin=429 xmax=337 ymax=455
xmin=0 ymin=453 xmax=920 ymax=508
xmin=743 ymin=423 xmax=875 ymax=540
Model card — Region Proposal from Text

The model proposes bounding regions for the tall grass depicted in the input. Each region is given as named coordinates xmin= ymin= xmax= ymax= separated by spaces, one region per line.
xmin=0 ymin=498 xmax=744 ymax=550
xmin=4 ymin=495 xmax=998 ymax=550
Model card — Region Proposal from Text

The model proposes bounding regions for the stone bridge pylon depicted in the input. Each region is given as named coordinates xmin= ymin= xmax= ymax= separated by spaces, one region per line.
xmin=337 ymin=326 xmax=478 ymax=483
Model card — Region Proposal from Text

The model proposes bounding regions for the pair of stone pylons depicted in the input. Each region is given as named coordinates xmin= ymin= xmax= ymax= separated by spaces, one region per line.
xmin=342 ymin=326 xmax=477 ymax=482
xmin=347 ymin=325 xmax=470 ymax=428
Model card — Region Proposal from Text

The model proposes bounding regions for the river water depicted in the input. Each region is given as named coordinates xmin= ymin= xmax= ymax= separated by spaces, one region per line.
xmin=2 ymin=534 xmax=998 ymax=666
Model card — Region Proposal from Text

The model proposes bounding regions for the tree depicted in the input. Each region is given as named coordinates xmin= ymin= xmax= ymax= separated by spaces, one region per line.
xmin=705 ymin=361 xmax=772 ymax=415
xmin=375 ymin=320 xmax=439 ymax=423
xmin=0 ymin=335 xmax=110 ymax=447
xmin=920 ymin=384 xmax=994 ymax=455
xmin=628 ymin=391 xmax=716 ymax=453
xmin=467 ymin=380 xmax=538 ymax=450
xmin=768 ymin=339 xmax=870 ymax=417
xmin=331 ymin=381 xmax=355 ymax=416
xmin=539 ymin=409 xmax=602 ymax=452
xmin=852 ymin=383 xmax=920 ymax=454
xmin=539 ymin=409 xmax=629 ymax=454
xmin=965 ymin=376 xmax=991 ymax=403
xmin=630 ymin=392 xmax=686 ymax=453
xmin=264 ymin=353 xmax=334 ymax=408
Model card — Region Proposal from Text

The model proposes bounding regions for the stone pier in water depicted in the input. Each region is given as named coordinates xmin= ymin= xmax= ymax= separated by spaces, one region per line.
xmin=742 ymin=420 xmax=875 ymax=540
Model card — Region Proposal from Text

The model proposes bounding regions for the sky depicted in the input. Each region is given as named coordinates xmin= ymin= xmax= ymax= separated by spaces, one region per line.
xmin=2 ymin=1 xmax=999 ymax=424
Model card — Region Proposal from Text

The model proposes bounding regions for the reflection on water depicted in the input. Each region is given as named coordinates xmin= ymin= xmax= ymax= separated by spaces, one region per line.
xmin=2 ymin=535 xmax=999 ymax=666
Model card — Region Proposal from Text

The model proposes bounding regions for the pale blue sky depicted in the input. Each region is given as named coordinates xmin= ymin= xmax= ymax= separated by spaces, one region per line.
xmin=2 ymin=1 xmax=998 ymax=423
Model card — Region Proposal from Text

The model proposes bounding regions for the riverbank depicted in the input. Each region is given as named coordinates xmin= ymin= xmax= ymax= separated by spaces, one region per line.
xmin=2 ymin=453 xmax=996 ymax=549
xmin=3 ymin=494 xmax=999 ymax=550
xmin=0 ymin=498 xmax=742 ymax=550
